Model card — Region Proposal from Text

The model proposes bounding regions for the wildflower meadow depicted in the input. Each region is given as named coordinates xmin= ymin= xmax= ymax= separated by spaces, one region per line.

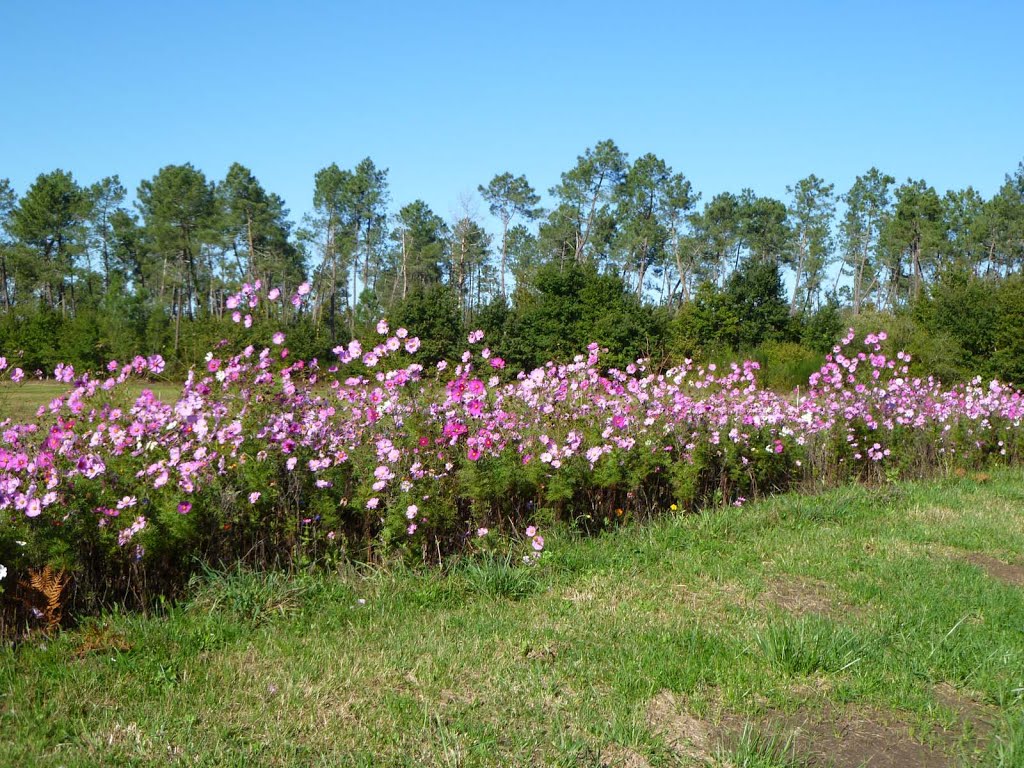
xmin=1 ymin=281 xmax=1022 ymax=622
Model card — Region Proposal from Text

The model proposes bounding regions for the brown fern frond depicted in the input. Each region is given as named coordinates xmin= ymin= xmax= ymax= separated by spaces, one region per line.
xmin=21 ymin=565 xmax=69 ymax=632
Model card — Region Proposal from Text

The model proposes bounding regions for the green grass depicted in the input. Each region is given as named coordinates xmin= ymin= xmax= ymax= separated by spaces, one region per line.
xmin=0 ymin=380 xmax=183 ymax=422
xmin=3 ymin=471 xmax=1024 ymax=765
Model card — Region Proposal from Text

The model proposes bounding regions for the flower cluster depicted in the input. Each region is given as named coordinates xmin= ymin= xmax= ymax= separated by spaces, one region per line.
xmin=0 ymin=282 xmax=1021 ymax=608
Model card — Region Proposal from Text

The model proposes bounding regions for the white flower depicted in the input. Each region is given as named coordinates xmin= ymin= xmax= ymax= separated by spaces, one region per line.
xmin=0 ymin=564 xmax=7 ymax=581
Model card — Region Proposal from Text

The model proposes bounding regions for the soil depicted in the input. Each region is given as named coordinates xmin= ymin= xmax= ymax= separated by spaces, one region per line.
xmin=646 ymin=683 xmax=992 ymax=767
xmin=962 ymin=552 xmax=1024 ymax=586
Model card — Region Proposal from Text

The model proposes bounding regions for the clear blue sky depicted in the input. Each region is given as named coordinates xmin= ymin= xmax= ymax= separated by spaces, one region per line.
xmin=2 ymin=0 xmax=1022 ymax=228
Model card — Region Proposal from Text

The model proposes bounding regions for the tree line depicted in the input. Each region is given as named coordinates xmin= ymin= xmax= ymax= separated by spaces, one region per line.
xmin=1 ymin=142 xmax=1023 ymax=384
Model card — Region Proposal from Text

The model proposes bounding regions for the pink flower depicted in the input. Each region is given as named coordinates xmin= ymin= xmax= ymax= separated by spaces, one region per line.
xmin=249 ymin=491 xmax=261 ymax=504
xmin=525 ymin=526 xmax=537 ymax=537
xmin=297 ymin=281 xmax=311 ymax=296
xmin=376 ymin=319 xmax=389 ymax=335
xmin=268 ymin=287 xmax=281 ymax=301
xmin=477 ymin=527 xmax=489 ymax=537
xmin=178 ymin=501 xmax=192 ymax=514
xmin=272 ymin=331 xmax=285 ymax=345
xmin=532 ymin=535 xmax=545 ymax=551
xmin=406 ymin=504 xmax=418 ymax=519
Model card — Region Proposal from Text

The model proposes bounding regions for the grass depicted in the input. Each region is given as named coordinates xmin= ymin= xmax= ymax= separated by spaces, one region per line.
xmin=0 ymin=380 xmax=183 ymax=422
xmin=2 ymin=470 xmax=1024 ymax=765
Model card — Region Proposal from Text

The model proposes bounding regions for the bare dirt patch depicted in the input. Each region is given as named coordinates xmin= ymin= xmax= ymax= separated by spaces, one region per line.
xmin=962 ymin=552 xmax=1024 ymax=586
xmin=895 ymin=541 xmax=1024 ymax=587
xmin=647 ymin=688 xmax=986 ymax=767
xmin=758 ymin=703 xmax=964 ymax=768
xmin=932 ymin=682 xmax=995 ymax=740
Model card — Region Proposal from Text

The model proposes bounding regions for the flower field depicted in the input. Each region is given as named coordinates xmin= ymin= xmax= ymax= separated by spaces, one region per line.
xmin=1 ymin=282 xmax=1023 ymax=619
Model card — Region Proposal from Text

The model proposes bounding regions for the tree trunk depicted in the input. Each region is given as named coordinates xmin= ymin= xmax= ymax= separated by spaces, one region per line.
xmin=245 ymin=208 xmax=256 ymax=280
xmin=499 ymin=217 xmax=509 ymax=300
xmin=401 ymin=230 xmax=408 ymax=300
xmin=790 ymin=234 xmax=806 ymax=316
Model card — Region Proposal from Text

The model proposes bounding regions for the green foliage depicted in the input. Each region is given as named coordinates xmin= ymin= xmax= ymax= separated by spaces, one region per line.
xmin=4 ymin=151 xmax=1024 ymax=381
xmin=459 ymin=550 xmax=539 ymax=600
xmin=505 ymin=261 xmax=664 ymax=370
xmin=750 ymin=341 xmax=824 ymax=392
xmin=754 ymin=615 xmax=869 ymax=677
xmin=388 ymin=284 xmax=463 ymax=364
xmin=797 ymin=300 xmax=843 ymax=354
xmin=992 ymin=274 xmax=1024 ymax=386
xmin=672 ymin=260 xmax=794 ymax=360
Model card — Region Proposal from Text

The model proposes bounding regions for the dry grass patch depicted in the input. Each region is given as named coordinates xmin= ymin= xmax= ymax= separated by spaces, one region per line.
xmin=646 ymin=690 xmax=717 ymax=764
xmin=599 ymin=742 xmax=653 ymax=768
xmin=757 ymin=576 xmax=856 ymax=619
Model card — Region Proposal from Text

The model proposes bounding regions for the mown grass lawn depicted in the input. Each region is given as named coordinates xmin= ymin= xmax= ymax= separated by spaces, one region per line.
xmin=2 ymin=471 xmax=1024 ymax=766
xmin=0 ymin=380 xmax=183 ymax=423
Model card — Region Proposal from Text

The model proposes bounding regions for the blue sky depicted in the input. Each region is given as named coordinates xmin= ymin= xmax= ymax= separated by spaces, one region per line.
xmin=1 ymin=1 xmax=1022 ymax=229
